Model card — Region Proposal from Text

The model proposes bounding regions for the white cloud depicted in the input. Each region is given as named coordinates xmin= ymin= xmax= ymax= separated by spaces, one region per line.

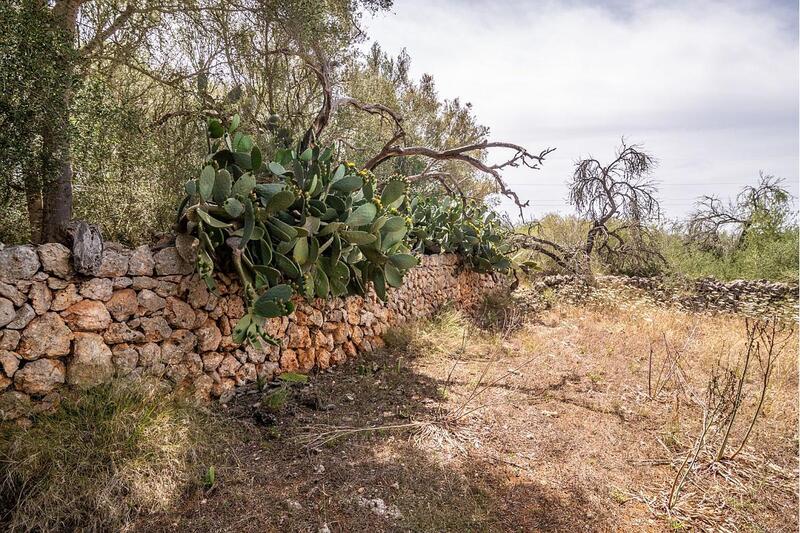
xmin=363 ymin=0 xmax=799 ymax=219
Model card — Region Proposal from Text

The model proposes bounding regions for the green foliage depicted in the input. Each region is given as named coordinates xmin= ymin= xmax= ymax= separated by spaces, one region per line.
xmin=178 ymin=118 xmax=417 ymax=348
xmin=408 ymin=196 xmax=514 ymax=273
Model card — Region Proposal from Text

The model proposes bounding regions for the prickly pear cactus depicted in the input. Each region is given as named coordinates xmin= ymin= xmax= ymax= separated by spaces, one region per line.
xmin=177 ymin=116 xmax=418 ymax=348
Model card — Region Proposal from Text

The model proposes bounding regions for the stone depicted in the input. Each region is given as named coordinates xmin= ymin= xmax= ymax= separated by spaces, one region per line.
xmin=0 ymin=297 xmax=14 ymax=327
xmin=185 ymin=276 xmax=210 ymax=308
xmin=316 ymin=349 xmax=331 ymax=370
xmin=17 ymin=312 xmax=72 ymax=360
xmin=112 ymin=345 xmax=139 ymax=376
xmin=105 ymin=289 xmax=138 ymax=321
xmin=128 ymin=245 xmax=155 ymax=276
xmin=112 ymin=277 xmax=132 ymax=289
xmin=80 ymin=278 xmax=113 ymax=301
xmin=236 ymin=362 xmax=257 ymax=384
xmin=28 ymin=282 xmax=52 ymax=315
xmin=136 ymin=343 xmax=161 ymax=367
xmin=0 ymin=391 xmax=32 ymax=421
xmin=139 ymin=316 xmax=172 ymax=342
xmin=132 ymin=276 xmax=158 ymax=290
xmin=137 ymin=289 xmax=166 ymax=314
xmin=62 ymin=300 xmax=112 ymax=331
xmin=154 ymin=247 xmax=193 ymax=276
xmin=161 ymin=329 xmax=196 ymax=364
xmin=0 ymin=350 xmax=20 ymax=377
xmin=202 ymin=352 xmax=224 ymax=372
xmin=195 ymin=320 xmax=222 ymax=352
xmin=287 ymin=323 xmax=311 ymax=349
xmin=0 ymin=245 xmax=40 ymax=280
xmin=280 ymin=349 xmax=299 ymax=372
xmin=51 ymin=284 xmax=83 ymax=311
xmin=5 ymin=304 xmax=34 ymax=330
xmin=97 ymin=249 xmax=130 ymax=278
xmin=37 ymin=243 xmax=73 ymax=279
xmin=164 ymin=297 xmax=196 ymax=329
xmin=154 ymin=280 xmax=178 ymax=298
xmin=217 ymin=354 xmax=241 ymax=378
xmin=297 ymin=348 xmax=316 ymax=371
xmin=0 ymin=330 xmax=20 ymax=351
xmin=0 ymin=281 xmax=25 ymax=306
xmin=225 ymin=296 xmax=245 ymax=319
xmin=104 ymin=322 xmax=145 ymax=344
xmin=257 ymin=361 xmax=279 ymax=382
xmin=193 ymin=374 xmax=214 ymax=401
xmin=14 ymin=358 xmax=66 ymax=395
xmin=67 ymin=333 xmax=114 ymax=388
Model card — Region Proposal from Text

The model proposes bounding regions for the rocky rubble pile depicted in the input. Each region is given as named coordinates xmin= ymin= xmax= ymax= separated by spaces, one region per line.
xmin=0 ymin=244 xmax=503 ymax=421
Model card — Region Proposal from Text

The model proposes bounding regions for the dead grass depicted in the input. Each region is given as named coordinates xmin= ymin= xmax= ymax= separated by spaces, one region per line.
xmin=0 ymin=381 xmax=229 ymax=532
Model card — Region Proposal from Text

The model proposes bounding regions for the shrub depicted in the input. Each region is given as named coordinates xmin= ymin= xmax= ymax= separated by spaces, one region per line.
xmin=0 ymin=383 xmax=224 ymax=532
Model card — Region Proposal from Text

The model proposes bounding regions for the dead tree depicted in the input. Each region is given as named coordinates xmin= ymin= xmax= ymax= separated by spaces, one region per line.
xmin=297 ymin=49 xmax=554 ymax=216
xmin=518 ymin=140 xmax=664 ymax=275
xmin=687 ymin=173 xmax=791 ymax=253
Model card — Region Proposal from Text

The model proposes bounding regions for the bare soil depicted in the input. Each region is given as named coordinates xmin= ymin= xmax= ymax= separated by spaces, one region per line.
xmin=135 ymin=298 xmax=798 ymax=532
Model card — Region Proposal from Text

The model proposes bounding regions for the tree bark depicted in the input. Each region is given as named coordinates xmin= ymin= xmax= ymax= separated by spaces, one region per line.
xmin=40 ymin=0 xmax=80 ymax=243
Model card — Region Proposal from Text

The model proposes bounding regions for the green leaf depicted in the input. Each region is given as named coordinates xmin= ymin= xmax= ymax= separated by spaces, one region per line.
xmin=381 ymin=180 xmax=406 ymax=206
xmin=223 ymin=197 xmax=244 ymax=217
xmin=388 ymin=253 xmax=418 ymax=270
xmin=332 ymin=164 xmax=346 ymax=182
xmin=185 ymin=180 xmax=197 ymax=196
xmin=212 ymin=169 xmax=232 ymax=203
xmin=199 ymin=165 xmax=215 ymax=201
xmin=346 ymin=203 xmax=377 ymax=227
xmin=251 ymin=146 xmax=262 ymax=171
xmin=341 ymin=231 xmax=377 ymax=245
xmin=239 ymin=198 xmax=255 ymax=249
xmin=253 ymin=299 xmax=284 ymax=318
xmin=278 ymin=372 xmax=309 ymax=383
xmin=315 ymin=265 xmax=330 ymax=298
xmin=385 ymin=262 xmax=403 ymax=288
xmin=293 ymin=237 xmax=309 ymax=265
xmin=196 ymin=209 xmax=232 ymax=228
xmin=372 ymin=268 xmax=386 ymax=301
xmin=331 ymin=175 xmax=363 ymax=193
xmin=268 ymin=161 xmax=287 ymax=176
xmin=232 ymin=314 xmax=251 ymax=344
xmin=274 ymin=253 xmax=301 ymax=279
xmin=265 ymin=190 xmax=295 ymax=214
xmin=263 ymin=284 xmax=293 ymax=301
xmin=230 ymin=114 xmax=241 ymax=132
xmin=232 ymin=172 xmax=256 ymax=196
xmin=208 ymin=119 xmax=224 ymax=139
xmin=382 ymin=216 xmax=406 ymax=232
xmin=299 ymin=147 xmax=313 ymax=161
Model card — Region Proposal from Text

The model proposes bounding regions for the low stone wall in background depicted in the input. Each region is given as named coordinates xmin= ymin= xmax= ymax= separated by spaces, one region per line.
xmin=0 ymin=244 xmax=505 ymax=421
xmin=527 ymin=274 xmax=798 ymax=319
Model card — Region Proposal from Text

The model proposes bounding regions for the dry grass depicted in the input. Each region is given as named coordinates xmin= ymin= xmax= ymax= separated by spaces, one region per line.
xmin=0 ymin=382 xmax=228 ymax=532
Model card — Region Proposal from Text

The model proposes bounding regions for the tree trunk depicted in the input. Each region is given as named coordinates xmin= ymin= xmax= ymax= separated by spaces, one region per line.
xmin=23 ymin=165 xmax=44 ymax=243
xmin=40 ymin=0 xmax=79 ymax=243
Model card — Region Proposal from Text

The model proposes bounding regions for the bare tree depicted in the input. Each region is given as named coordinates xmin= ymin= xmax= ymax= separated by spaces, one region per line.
xmin=297 ymin=50 xmax=555 ymax=215
xmin=687 ymin=173 xmax=792 ymax=253
xmin=516 ymin=140 xmax=664 ymax=275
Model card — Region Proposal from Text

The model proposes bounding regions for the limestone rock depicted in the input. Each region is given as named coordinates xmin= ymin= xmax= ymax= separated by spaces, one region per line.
xmin=202 ymin=352 xmax=224 ymax=372
xmin=28 ymin=282 xmax=52 ymax=315
xmin=51 ymin=284 xmax=83 ymax=311
xmin=0 ymin=245 xmax=40 ymax=280
xmin=67 ymin=333 xmax=114 ymax=388
xmin=112 ymin=345 xmax=139 ymax=376
xmin=217 ymin=354 xmax=241 ymax=378
xmin=103 ymin=322 xmax=145 ymax=344
xmin=139 ymin=316 xmax=172 ymax=342
xmin=97 ymin=249 xmax=129 ymax=278
xmin=154 ymin=247 xmax=193 ymax=276
xmin=0 ymin=297 xmax=14 ymax=327
xmin=62 ymin=300 xmax=112 ymax=331
xmin=18 ymin=312 xmax=72 ymax=360
xmin=0 ymin=391 xmax=32 ymax=421
xmin=0 ymin=281 xmax=26 ymax=306
xmin=128 ymin=245 xmax=155 ymax=276
xmin=164 ymin=297 xmax=196 ymax=329
xmin=79 ymin=278 xmax=114 ymax=301
xmin=196 ymin=320 xmax=222 ymax=352
xmin=105 ymin=289 xmax=138 ymax=321
xmin=161 ymin=329 xmax=196 ymax=364
xmin=0 ymin=350 xmax=20 ymax=377
xmin=37 ymin=243 xmax=73 ymax=278
xmin=15 ymin=358 xmax=65 ymax=395
xmin=136 ymin=342 xmax=161 ymax=367
xmin=0 ymin=330 xmax=20 ymax=351
xmin=280 ymin=349 xmax=299 ymax=372
xmin=137 ymin=289 xmax=166 ymax=314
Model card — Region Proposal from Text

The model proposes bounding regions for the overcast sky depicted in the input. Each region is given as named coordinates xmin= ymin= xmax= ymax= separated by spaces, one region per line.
xmin=363 ymin=0 xmax=799 ymax=221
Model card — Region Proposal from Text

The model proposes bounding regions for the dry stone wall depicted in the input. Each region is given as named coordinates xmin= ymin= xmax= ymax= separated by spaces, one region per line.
xmin=527 ymin=274 xmax=798 ymax=319
xmin=0 ymin=243 xmax=505 ymax=421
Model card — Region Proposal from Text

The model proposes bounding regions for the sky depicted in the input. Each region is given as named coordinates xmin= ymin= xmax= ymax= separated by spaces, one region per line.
xmin=362 ymin=0 xmax=799 ymax=221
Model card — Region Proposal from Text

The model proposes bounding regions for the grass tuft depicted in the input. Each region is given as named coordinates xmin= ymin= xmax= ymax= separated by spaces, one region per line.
xmin=0 ymin=381 xmax=226 ymax=532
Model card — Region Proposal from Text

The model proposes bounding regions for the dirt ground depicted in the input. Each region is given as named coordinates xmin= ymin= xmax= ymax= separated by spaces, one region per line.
xmin=136 ymin=296 xmax=799 ymax=532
